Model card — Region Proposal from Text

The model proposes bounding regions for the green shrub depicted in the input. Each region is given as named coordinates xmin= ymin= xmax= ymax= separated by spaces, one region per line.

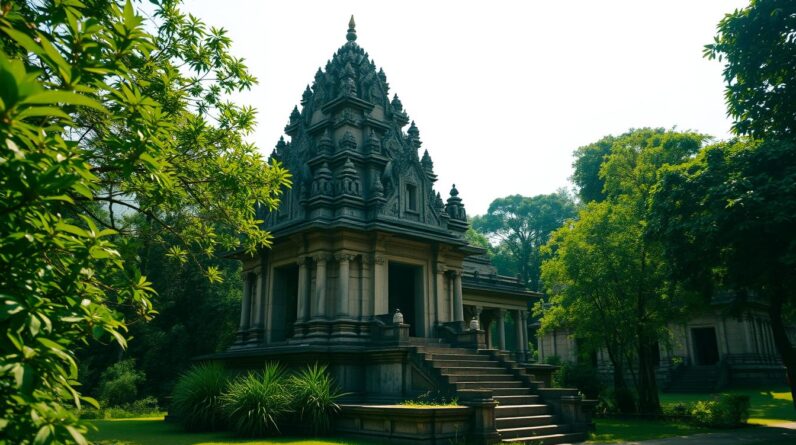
xmin=172 ymin=362 xmax=229 ymax=431
xmin=401 ymin=390 xmax=459 ymax=407
xmin=288 ymin=363 xmax=346 ymax=435
xmin=222 ymin=363 xmax=292 ymax=436
xmin=547 ymin=357 xmax=604 ymax=399
xmin=99 ymin=359 xmax=146 ymax=407
xmin=690 ymin=395 xmax=750 ymax=428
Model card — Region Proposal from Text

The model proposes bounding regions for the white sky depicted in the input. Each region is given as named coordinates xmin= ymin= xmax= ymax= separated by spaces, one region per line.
xmin=182 ymin=0 xmax=748 ymax=215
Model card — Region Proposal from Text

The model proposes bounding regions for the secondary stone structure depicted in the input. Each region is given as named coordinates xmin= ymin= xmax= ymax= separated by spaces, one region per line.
xmin=212 ymin=17 xmax=592 ymax=444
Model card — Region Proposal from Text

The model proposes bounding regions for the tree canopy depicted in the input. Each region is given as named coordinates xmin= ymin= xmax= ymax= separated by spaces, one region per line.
xmin=705 ymin=0 xmax=796 ymax=140
xmin=0 ymin=1 xmax=289 ymax=442
xmin=539 ymin=128 xmax=705 ymax=414
xmin=472 ymin=192 xmax=577 ymax=291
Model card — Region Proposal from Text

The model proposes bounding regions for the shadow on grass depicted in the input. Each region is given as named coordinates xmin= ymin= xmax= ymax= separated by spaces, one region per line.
xmin=589 ymin=418 xmax=712 ymax=443
xmin=88 ymin=418 xmax=378 ymax=445
xmin=659 ymin=387 xmax=795 ymax=423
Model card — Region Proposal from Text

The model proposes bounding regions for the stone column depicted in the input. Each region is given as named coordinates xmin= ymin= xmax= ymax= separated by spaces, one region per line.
xmin=360 ymin=255 xmax=373 ymax=318
xmin=313 ymin=254 xmax=328 ymax=319
xmin=434 ymin=264 xmax=446 ymax=324
xmin=373 ymin=255 xmax=387 ymax=315
xmin=336 ymin=253 xmax=352 ymax=317
xmin=497 ymin=309 xmax=506 ymax=351
xmin=453 ymin=271 xmax=464 ymax=323
xmin=520 ymin=310 xmax=529 ymax=362
xmin=296 ymin=256 xmax=309 ymax=322
xmin=252 ymin=271 xmax=264 ymax=329
xmin=514 ymin=310 xmax=523 ymax=361
xmin=239 ymin=273 xmax=252 ymax=331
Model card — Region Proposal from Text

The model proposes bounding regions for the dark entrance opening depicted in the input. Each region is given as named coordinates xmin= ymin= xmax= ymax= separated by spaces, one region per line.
xmin=388 ymin=262 xmax=422 ymax=337
xmin=271 ymin=265 xmax=299 ymax=341
xmin=692 ymin=327 xmax=720 ymax=366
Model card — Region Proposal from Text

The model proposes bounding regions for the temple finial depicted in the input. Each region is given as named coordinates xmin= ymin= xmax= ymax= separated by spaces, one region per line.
xmin=346 ymin=15 xmax=357 ymax=42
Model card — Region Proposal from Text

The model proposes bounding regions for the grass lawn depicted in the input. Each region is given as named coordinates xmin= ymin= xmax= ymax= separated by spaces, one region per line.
xmin=89 ymin=388 xmax=794 ymax=445
xmin=659 ymin=387 xmax=795 ymax=425
xmin=588 ymin=387 xmax=795 ymax=443
xmin=87 ymin=417 xmax=377 ymax=445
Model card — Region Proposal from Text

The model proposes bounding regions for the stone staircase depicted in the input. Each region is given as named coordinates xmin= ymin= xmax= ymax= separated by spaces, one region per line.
xmin=410 ymin=339 xmax=588 ymax=444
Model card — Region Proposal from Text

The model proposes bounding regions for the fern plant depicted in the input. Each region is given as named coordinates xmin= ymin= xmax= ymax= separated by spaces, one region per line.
xmin=171 ymin=362 xmax=229 ymax=431
xmin=222 ymin=363 xmax=292 ymax=436
xmin=288 ymin=363 xmax=346 ymax=435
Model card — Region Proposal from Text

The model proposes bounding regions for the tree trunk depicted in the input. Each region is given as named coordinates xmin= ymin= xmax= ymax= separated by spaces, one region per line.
xmin=606 ymin=346 xmax=635 ymax=413
xmin=636 ymin=333 xmax=661 ymax=414
xmin=768 ymin=292 xmax=796 ymax=409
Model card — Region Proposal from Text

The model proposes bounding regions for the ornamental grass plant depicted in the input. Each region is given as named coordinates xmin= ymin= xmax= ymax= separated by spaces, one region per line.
xmin=288 ymin=363 xmax=346 ymax=435
xmin=171 ymin=363 xmax=229 ymax=432
xmin=221 ymin=363 xmax=292 ymax=436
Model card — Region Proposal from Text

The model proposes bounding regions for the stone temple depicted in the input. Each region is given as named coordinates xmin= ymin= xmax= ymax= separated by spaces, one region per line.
xmin=212 ymin=17 xmax=592 ymax=444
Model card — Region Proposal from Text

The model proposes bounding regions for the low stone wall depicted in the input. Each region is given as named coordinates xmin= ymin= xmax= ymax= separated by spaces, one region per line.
xmin=335 ymin=405 xmax=473 ymax=444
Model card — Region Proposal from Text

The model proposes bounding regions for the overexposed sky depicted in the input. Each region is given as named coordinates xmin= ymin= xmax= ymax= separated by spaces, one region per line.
xmin=182 ymin=0 xmax=746 ymax=215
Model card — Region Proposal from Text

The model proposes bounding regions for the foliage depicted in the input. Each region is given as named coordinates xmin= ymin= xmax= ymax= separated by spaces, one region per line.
xmin=472 ymin=191 xmax=577 ymax=290
xmin=690 ymin=395 xmax=750 ymax=428
xmin=571 ymin=135 xmax=614 ymax=203
xmin=171 ymin=363 xmax=229 ymax=432
xmin=400 ymin=390 xmax=459 ymax=407
xmin=221 ymin=363 xmax=292 ymax=437
xmin=98 ymin=359 xmax=145 ymax=407
xmin=464 ymin=226 xmax=489 ymax=249
xmin=649 ymin=138 xmax=796 ymax=406
xmin=550 ymin=360 xmax=604 ymax=399
xmin=0 ymin=1 xmax=288 ymax=442
xmin=705 ymin=0 xmax=796 ymax=140
xmin=79 ymin=396 xmax=162 ymax=420
xmin=287 ymin=364 xmax=345 ymax=435
xmin=540 ymin=128 xmax=706 ymax=414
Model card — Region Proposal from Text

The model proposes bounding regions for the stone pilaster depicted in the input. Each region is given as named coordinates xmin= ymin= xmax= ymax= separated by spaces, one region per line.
xmin=296 ymin=256 xmax=310 ymax=322
xmin=336 ymin=253 xmax=354 ymax=317
xmin=434 ymin=264 xmax=446 ymax=325
xmin=373 ymin=255 xmax=388 ymax=315
xmin=236 ymin=272 xmax=253 ymax=343
xmin=520 ymin=310 xmax=529 ymax=362
xmin=452 ymin=271 xmax=464 ymax=323
xmin=312 ymin=253 xmax=329 ymax=319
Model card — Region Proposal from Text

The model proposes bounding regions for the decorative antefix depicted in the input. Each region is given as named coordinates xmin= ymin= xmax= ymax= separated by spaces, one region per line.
xmin=206 ymin=17 xmax=593 ymax=445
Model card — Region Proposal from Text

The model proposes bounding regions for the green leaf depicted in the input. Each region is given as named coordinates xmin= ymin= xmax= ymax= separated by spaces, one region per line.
xmin=33 ymin=425 xmax=52 ymax=445
xmin=23 ymin=91 xmax=107 ymax=112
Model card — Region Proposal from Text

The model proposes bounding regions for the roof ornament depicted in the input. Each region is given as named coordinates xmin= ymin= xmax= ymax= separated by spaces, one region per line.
xmin=346 ymin=15 xmax=357 ymax=42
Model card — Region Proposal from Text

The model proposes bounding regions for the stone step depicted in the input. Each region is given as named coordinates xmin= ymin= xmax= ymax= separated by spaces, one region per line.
xmin=496 ymin=414 xmax=558 ymax=429
xmin=492 ymin=388 xmax=533 ymax=396
xmin=415 ymin=346 xmax=478 ymax=355
xmin=429 ymin=353 xmax=491 ymax=361
xmin=494 ymin=395 xmax=540 ymax=406
xmin=502 ymin=432 xmax=587 ymax=444
xmin=446 ymin=374 xmax=517 ymax=383
xmin=456 ymin=381 xmax=525 ymax=389
xmin=498 ymin=424 xmax=566 ymax=439
xmin=495 ymin=404 xmax=549 ymax=417
xmin=440 ymin=366 xmax=513 ymax=375
xmin=433 ymin=360 xmax=504 ymax=368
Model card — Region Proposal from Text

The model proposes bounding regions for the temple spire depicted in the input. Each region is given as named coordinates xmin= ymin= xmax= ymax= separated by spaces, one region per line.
xmin=346 ymin=15 xmax=357 ymax=42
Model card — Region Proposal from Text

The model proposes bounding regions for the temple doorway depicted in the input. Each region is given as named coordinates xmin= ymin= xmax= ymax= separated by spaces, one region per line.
xmin=271 ymin=264 xmax=298 ymax=341
xmin=388 ymin=262 xmax=423 ymax=337
xmin=692 ymin=327 xmax=719 ymax=365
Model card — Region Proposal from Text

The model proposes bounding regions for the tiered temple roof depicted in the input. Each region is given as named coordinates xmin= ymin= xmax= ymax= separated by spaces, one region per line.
xmin=262 ymin=17 xmax=468 ymax=243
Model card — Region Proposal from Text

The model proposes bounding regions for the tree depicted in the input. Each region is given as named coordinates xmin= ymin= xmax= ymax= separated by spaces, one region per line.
xmin=705 ymin=0 xmax=796 ymax=140
xmin=540 ymin=128 xmax=705 ymax=414
xmin=571 ymin=135 xmax=614 ymax=203
xmin=649 ymin=138 xmax=796 ymax=407
xmin=0 ymin=1 xmax=289 ymax=442
xmin=648 ymin=0 xmax=796 ymax=409
xmin=472 ymin=192 xmax=577 ymax=291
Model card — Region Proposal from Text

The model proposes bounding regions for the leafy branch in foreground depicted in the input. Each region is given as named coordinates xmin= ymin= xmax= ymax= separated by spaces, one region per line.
xmin=0 ymin=0 xmax=289 ymax=443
